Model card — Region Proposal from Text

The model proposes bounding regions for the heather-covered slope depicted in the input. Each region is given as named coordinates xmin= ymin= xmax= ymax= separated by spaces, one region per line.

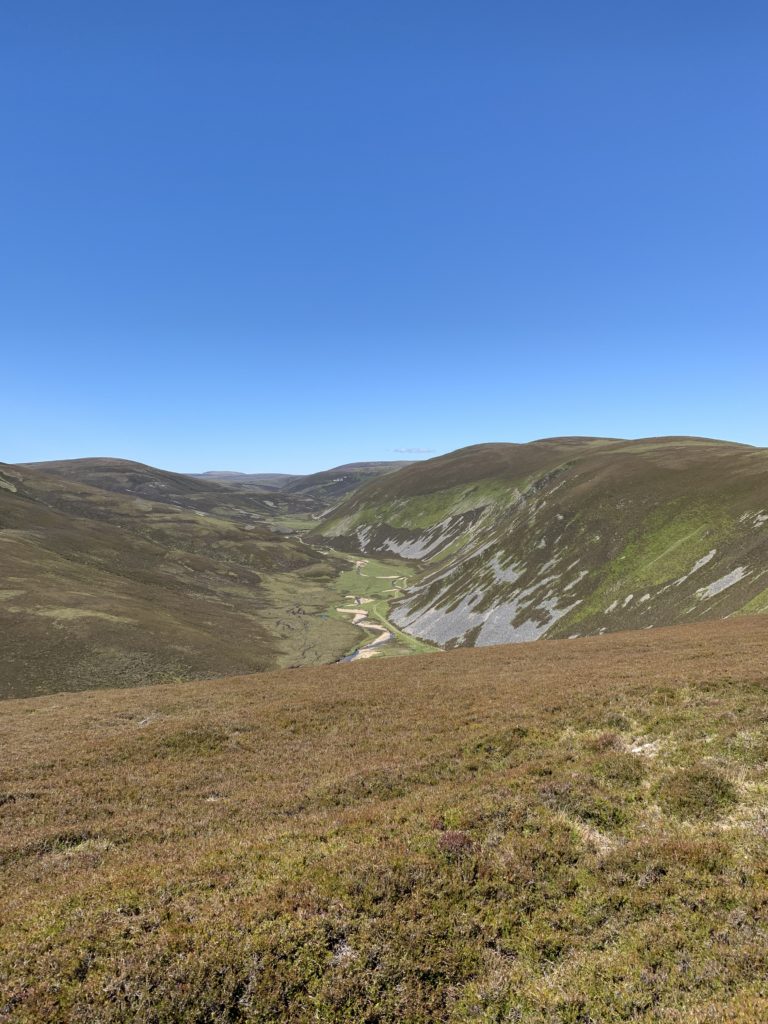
xmin=2 ymin=618 xmax=767 ymax=1022
xmin=0 ymin=462 xmax=358 ymax=697
xmin=189 ymin=461 xmax=413 ymax=502
xmin=315 ymin=437 xmax=768 ymax=647
xmin=280 ymin=460 xmax=413 ymax=501
xmin=19 ymin=457 xmax=310 ymax=518
xmin=25 ymin=456 xmax=413 ymax=513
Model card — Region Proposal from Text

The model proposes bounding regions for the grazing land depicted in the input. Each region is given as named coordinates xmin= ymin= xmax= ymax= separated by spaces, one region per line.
xmin=2 ymin=617 xmax=767 ymax=1022
xmin=328 ymin=553 xmax=437 ymax=658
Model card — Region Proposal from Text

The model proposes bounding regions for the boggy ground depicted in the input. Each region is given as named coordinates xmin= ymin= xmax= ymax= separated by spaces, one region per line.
xmin=1 ymin=617 xmax=768 ymax=1022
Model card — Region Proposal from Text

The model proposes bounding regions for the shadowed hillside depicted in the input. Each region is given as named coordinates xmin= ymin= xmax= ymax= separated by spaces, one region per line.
xmin=25 ymin=456 xmax=413 ymax=510
xmin=316 ymin=436 xmax=768 ymax=646
xmin=190 ymin=461 xmax=412 ymax=500
xmin=2 ymin=617 xmax=767 ymax=1021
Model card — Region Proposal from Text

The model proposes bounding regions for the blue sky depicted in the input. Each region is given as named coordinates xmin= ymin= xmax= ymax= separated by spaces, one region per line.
xmin=2 ymin=1 xmax=767 ymax=472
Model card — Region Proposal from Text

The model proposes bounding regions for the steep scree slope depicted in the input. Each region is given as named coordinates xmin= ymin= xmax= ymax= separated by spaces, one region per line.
xmin=315 ymin=437 xmax=768 ymax=646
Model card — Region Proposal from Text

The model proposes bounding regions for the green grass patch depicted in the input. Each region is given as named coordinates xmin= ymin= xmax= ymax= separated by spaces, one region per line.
xmin=738 ymin=584 xmax=768 ymax=614
xmin=565 ymin=501 xmax=732 ymax=628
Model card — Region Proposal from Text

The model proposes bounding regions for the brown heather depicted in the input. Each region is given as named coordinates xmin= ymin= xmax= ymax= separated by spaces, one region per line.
xmin=1 ymin=616 xmax=768 ymax=1022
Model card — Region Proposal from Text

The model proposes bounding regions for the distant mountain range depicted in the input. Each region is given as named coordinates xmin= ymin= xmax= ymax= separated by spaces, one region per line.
xmin=20 ymin=457 xmax=411 ymax=507
xmin=195 ymin=471 xmax=298 ymax=490
xmin=191 ymin=461 xmax=412 ymax=500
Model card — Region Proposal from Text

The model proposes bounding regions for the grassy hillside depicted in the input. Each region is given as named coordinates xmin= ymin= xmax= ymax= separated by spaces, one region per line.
xmin=0 ymin=462 xmax=359 ymax=697
xmin=316 ymin=437 xmax=768 ymax=647
xmin=2 ymin=617 xmax=767 ymax=1022
xmin=19 ymin=457 xmax=313 ymax=518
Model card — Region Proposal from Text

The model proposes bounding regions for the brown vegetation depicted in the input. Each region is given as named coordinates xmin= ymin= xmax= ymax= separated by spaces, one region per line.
xmin=2 ymin=616 xmax=767 ymax=1020
xmin=0 ymin=461 xmax=359 ymax=697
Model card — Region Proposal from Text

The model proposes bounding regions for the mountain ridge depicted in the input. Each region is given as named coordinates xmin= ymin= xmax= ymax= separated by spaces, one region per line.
xmin=6 ymin=436 xmax=768 ymax=696
xmin=22 ymin=456 xmax=414 ymax=505
xmin=315 ymin=435 xmax=768 ymax=648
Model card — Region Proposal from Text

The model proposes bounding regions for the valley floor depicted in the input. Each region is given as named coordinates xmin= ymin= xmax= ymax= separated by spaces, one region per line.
xmin=2 ymin=617 xmax=768 ymax=1022
xmin=327 ymin=552 xmax=438 ymax=661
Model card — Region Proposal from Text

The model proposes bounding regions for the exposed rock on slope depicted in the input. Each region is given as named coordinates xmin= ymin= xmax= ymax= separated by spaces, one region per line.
xmin=315 ymin=437 xmax=768 ymax=646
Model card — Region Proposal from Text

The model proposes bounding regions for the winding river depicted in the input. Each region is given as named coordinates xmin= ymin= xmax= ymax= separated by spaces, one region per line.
xmin=337 ymin=559 xmax=397 ymax=662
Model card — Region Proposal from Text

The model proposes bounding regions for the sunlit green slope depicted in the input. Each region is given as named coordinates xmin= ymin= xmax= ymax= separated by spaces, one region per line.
xmin=315 ymin=437 xmax=768 ymax=646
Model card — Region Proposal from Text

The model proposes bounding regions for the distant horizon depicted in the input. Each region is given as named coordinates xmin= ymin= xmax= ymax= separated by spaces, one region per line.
xmin=8 ymin=431 xmax=764 ymax=478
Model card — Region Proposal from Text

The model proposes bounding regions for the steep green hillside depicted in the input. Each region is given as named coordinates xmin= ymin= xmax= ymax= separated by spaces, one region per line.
xmin=315 ymin=437 xmax=768 ymax=647
xmin=0 ymin=463 xmax=358 ymax=698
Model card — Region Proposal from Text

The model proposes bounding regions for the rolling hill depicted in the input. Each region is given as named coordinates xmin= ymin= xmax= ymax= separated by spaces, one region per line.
xmin=193 ymin=471 xmax=299 ymax=491
xmin=191 ymin=460 xmax=413 ymax=502
xmin=0 ymin=461 xmax=359 ymax=698
xmin=7 ymin=437 xmax=768 ymax=699
xmin=315 ymin=436 xmax=768 ymax=646
xmin=2 ymin=617 xmax=767 ymax=1022
xmin=280 ymin=461 xmax=413 ymax=501
xmin=18 ymin=457 xmax=313 ymax=518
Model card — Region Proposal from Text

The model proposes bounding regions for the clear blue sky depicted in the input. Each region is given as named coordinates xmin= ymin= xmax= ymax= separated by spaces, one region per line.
xmin=2 ymin=2 xmax=767 ymax=473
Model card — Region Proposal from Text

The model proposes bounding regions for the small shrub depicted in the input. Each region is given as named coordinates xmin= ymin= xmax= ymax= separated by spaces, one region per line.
xmin=438 ymin=830 xmax=474 ymax=860
xmin=656 ymin=766 xmax=737 ymax=820
xmin=596 ymin=752 xmax=646 ymax=786
xmin=540 ymin=779 xmax=627 ymax=830
xmin=469 ymin=726 xmax=529 ymax=759
xmin=604 ymin=711 xmax=632 ymax=730
xmin=318 ymin=767 xmax=408 ymax=806
xmin=590 ymin=730 xmax=623 ymax=752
